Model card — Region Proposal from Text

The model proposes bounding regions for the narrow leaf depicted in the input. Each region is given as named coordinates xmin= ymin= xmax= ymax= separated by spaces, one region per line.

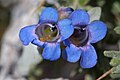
xmin=112 ymin=65 xmax=120 ymax=74
xmin=88 ymin=7 xmax=101 ymax=23
xmin=110 ymin=65 xmax=120 ymax=78
xmin=110 ymin=58 xmax=120 ymax=66
xmin=79 ymin=0 xmax=89 ymax=6
xmin=114 ymin=26 xmax=120 ymax=34
xmin=104 ymin=51 xmax=120 ymax=58
xmin=110 ymin=73 xmax=120 ymax=79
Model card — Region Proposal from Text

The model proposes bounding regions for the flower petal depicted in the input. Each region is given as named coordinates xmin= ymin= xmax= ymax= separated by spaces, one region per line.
xmin=80 ymin=44 xmax=97 ymax=68
xmin=88 ymin=21 xmax=107 ymax=43
xmin=70 ymin=9 xmax=90 ymax=26
xmin=58 ymin=7 xmax=74 ymax=19
xmin=31 ymin=39 xmax=44 ymax=47
xmin=59 ymin=7 xmax=74 ymax=14
xmin=62 ymin=44 xmax=81 ymax=62
xmin=42 ymin=43 xmax=61 ymax=61
xmin=57 ymin=19 xmax=74 ymax=41
xmin=39 ymin=7 xmax=58 ymax=23
xmin=63 ymin=39 xmax=71 ymax=46
xmin=19 ymin=25 xmax=37 ymax=45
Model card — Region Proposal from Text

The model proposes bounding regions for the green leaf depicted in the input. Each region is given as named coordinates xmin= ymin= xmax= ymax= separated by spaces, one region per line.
xmin=118 ymin=41 xmax=120 ymax=50
xmin=88 ymin=7 xmax=101 ymax=23
xmin=112 ymin=2 xmax=120 ymax=15
xmin=110 ymin=73 xmax=120 ymax=79
xmin=110 ymin=58 xmax=120 ymax=66
xmin=114 ymin=26 xmax=120 ymax=34
xmin=112 ymin=65 xmax=120 ymax=74
xmin=104 ymin=51 xmax=120 ymax=58
xmin=110 ymin=65 xmax=120 ymax=78
xmin=79 ymin=0 xmax=89 ymax=6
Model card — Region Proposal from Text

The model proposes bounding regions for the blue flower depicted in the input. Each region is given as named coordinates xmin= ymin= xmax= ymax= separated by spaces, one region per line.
xmin=19 ymin=7 xmax=74 ymax=61
xmin=62 ymin=9 xmax=107 ymax=68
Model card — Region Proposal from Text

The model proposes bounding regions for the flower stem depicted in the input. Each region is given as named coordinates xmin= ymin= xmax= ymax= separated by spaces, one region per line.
xmin=96 ymin=68 xmax=112 ymax=80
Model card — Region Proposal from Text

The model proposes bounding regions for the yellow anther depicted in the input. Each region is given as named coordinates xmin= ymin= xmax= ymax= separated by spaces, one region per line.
xmin=39 ymin=35 xmax=52 ymax=42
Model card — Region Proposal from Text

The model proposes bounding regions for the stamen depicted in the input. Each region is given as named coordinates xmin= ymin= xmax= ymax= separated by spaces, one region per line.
xmin=36 ymin=23 xmax=60 ymax=43
xmin=39 ymin=35 xmax=52 ymax=42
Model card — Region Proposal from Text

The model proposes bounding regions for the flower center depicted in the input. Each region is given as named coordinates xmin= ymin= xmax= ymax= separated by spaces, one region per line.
xmin=35 ymin=23 xmax=60 ymax=43
xmin=69 ymin=26 xmax=89 ymax=47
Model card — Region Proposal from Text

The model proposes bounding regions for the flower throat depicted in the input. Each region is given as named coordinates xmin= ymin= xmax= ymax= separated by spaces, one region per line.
xmin=35 ymin=23 xmax=60 ymax=43
xmin=69 ymin=26 xmax=89 ymax=47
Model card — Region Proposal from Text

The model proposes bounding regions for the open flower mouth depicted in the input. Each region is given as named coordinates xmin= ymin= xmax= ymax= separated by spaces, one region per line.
xmin=35 ymin=23 xmax=60 ymax=43
xmin=69 ymin=26 xmax=89 ymax=47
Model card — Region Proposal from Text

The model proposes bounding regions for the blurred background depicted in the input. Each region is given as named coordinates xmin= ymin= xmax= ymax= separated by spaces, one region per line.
xmin=0 ymin=0 xmax=120 ymax=80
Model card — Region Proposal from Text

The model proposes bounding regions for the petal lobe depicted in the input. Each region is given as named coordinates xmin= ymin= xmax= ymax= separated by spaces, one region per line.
xmin=88 ymin=20 xmax=107 ymax=43
xmin=57 ymin=19 xmax=74 ymax=41
xmin=39 ymin=7 xmax=58 ymax=23
xmin=62 ymin=44 xmax=81 ymax=62
xmin=70 ymin=9 xmax=90 ymax=26
xmin=19 ymin=25 xmax=37 ymax=45
xmin=42 ymin=43 xmax=61 ymax=61
xmin=80 ymin=45 xmax=97 ymax=68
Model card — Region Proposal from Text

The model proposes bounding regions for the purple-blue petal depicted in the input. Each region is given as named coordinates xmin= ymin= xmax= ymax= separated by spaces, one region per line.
xmin=62 ymin=44 xmax=81 ymax=62
xmin=58 ymin=7 xmax=74 ymax=18
xmin=39 ymin=7 xmax=58 ymax=23
xmin=31 ymin=39 xmax=45 ymax=47
xmin=59 ymin=7 xmax=74 ymax=14
xmin=63 ymin=39 xmax=71 ymax=46
xmin=19 ymin=25 xmax=37 ymax=45
xmin=70 ymin=9 xmax=90 ymax=26
xmin=80 ymin=44 xmax=97 ymax=68
xmin=42 ymin=43 xmax=61 ymax=61
xmin=57 ymin=19 xmax=74 ymax=41
xmin=87 ymin=20 xmax=107 ymax=43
